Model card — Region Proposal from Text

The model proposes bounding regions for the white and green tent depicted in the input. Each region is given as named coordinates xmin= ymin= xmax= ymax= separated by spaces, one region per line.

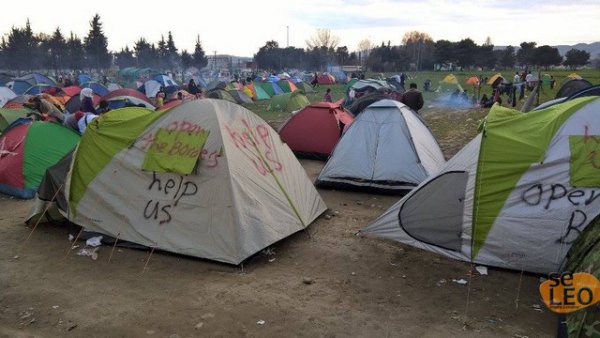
xmin=66 ymin=100 xmax=326 ymax=265
xmin=362 ymin=97 xmax=600 ymax=274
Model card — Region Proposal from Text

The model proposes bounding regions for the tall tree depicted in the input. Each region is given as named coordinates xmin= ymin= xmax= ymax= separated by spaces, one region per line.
xmin=166 ymin=31 xmax=179 ymax=69
xmin=532 ymin=45 xmax=562 ymax=70
xmin=157 ymin=35 xmax=168 ymax=68
xmin=563 ymin=48 xmax=590 ymax=70
xmin=499 ymin=45 xmax=516 ymax=69
xmin=134 ymin=38 xmax=152 ymax=67
xmin=306 ymin=29 xmax=340 ymax=50
xmin=46 ymin=27 xmax=67 ymax=70
xmin=84 ymin=14 xmax=111 ymax=69
xmin=334 ymin=46 xmax=349 ymax=65
xmin=402 ymin=31 xmax=433 ymax=70
xmin=114 ymin=46 xmax=135 ymax=68
xmin=192 ymin=35 xmax=208 ymax=69
xmin=454 ymin=38 xmax=477 ymax=69
xmin=433 ymin=39 xmax=455 ymax=65
xmin=4 ymin=20 xmax=39 ymax=71
xmin=66 ymin=32 xmax=85 ymax=70
xmin=516 ymin=42 xmax=537 ymax=68
xmin=180 ymin=50 xmax=193 ymax=70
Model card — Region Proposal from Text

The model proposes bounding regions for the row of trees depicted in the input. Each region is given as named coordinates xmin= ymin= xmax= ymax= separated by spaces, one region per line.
xmin=254 ymin=30 xmax=592 ymax=72
xmin=0 ymin=15 xmax=209 ymax=72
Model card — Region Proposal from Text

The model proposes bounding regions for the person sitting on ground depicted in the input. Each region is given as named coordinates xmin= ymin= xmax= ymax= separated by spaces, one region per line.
xmin=401 ymin=83 xmax=424 ymax=113
xmin=27 ymin=96 xmax=64 ymax=122
xmin=79 ymin=88 xmax=97 ymax=114
xmin=324 ymin=88 xmax=333 ymax=102
xmin=177 ymin=92 xmax=184 ymax=101
xmin=423 ymin=79 xmax=431 ymax=92
xmin=96 ymin=100 xmax=110 ymax=115
xmin=156 ymin=88 xmax=166 ymax=108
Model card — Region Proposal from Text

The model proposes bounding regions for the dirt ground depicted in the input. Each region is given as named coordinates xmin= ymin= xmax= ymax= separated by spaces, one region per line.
xmin=0 ymin=107 xmax=556 ymax=337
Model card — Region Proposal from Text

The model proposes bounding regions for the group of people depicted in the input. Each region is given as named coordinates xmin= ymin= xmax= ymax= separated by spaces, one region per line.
xmin=25 ymin=88 xmax=111 ymax=134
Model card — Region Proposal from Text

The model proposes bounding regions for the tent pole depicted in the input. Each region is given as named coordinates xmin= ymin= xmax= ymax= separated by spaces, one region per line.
xmin=23 ymin=184 xmax=63 ymax=245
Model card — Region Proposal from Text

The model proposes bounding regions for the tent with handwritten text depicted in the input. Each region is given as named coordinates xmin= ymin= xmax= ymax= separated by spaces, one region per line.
xmin=362 ymin=96 xmax=600 ymax=274
xmin=66 ymin=100 xmax=327 ymax=265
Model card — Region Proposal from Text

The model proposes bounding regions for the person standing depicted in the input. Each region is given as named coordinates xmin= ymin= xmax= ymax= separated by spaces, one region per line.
xmin=187 ymin=79 xmax=200 ymax=97
xmin=79 ymin=88 xmax=97 ymax=114
xmin=401 ymin=83 xmax=424 ymax=113
xmin=324 ymin=88 xmax=332 ymax=102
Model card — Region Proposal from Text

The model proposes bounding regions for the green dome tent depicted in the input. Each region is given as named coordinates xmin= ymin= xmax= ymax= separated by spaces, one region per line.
xmin=267 ymin=91 xmax=310 ymax=112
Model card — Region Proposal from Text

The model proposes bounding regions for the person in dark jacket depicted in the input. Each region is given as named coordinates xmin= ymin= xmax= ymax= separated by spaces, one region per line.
xmin=401 ymin=83 xmax=424 ymax=113
xmin=187 ymin=79 xmax=200 ymax=96
xmin=79 ymin=88 xmax=97 ymax=114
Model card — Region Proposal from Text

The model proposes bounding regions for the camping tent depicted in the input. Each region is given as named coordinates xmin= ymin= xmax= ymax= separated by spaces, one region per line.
xmin=316 ymin=99 xmax=445 ymax=194
xmin=0 ymin=119 xmax=80 ymax=198
xmin=278 ymin=102 xmax=354 ymax=160
xmin=156 ymin=99 xmax=182 ymax=111
xmin=294 ymin=82 xmax=315 ymax=94
xmin=556 ymin=79 xmax=592 ymax=99
xmin=257 ymin=81 xmax=284 ymax=97
xmin=101 ymin=88 xmax=152 ymax=105
xmin=228 ymin=90 xmax=254 ymax=105
xmin=318 ymin=74 xmax=336 ymax=85
xmin=245 ymin=84 xmax=270 ymax=100
xmin=66 ymin=100 xmax=327 ymax=264
xmin=65 ymin=94 xmax=101 ymax=113
xmin=437 ymin=74 xmax=464 ymax=93
xmin=277 ymin=80 xmax=298 ymax=93
xmin=361 ymin=97 xmax=600 ymax=274
xmin=0 ymin=108 xmax=30 ymax=133
xmin=0 ymin=87 xmax=17 ymax=108
xmin=105 ymin=96 xmax=155 ymax=110
xmin=59 ymin=86 xmax=81 ymax=98
xmin=80 ymin=82 xmax=110 ymax=96
xmin=206 ymin=89 xmax=237 ymax=103
xmin=487 ymin=73 xmax=503 ymax=85
xmin=267 ymin=91 xmax=310 ymax=112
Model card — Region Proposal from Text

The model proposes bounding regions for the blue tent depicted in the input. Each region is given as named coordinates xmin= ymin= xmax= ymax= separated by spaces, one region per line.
xmin=16 ymin=73 xmax=56 ymax=86
xmin=11 ymin=80 xmax=33 ymax=95
xmin=153 ymin=74 xmax=179 ymax=88
xmin=80 ymin=82 xmax=109 ymax=96
xmin=24 ymin=84 xmax=53 ymax=95
xmin=268 ymin=75 xmax=280 ymax=83
xmin=78 ymin=74 xmax=93 ymax=84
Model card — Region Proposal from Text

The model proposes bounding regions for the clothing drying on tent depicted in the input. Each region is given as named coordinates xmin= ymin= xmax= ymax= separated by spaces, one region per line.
xmin=267 ymin=91 xmax=310 ymax=112
xmin=66 ymin=100 xmax=327 ymax=264
xmin=316 ymin=99 xmax=445 ymax=194
xmin=0 ymin=119 xmax=80 ymax=198
xmin=362 ymin=97 xmax=600 ymax=274
xmin=278 ymin=102 xmax=354 ymax=160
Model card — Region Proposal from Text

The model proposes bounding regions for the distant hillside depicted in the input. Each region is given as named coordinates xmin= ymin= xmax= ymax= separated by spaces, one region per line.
xmin=494 ymin=42 xmax=600 ymax=57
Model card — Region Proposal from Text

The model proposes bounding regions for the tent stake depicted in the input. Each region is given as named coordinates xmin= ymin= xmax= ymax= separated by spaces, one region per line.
xmin=64 ymin=227 xmax=83 ymax=260
xmin=514 ymin=266 xmax=525 ymax=309
xmin=108 ymin=233 xmax=120 ymax=263
xmin=140 ymin=247 xmax=156 ymax=275
xmin=464 ymin=264 xmax=474 ymax=318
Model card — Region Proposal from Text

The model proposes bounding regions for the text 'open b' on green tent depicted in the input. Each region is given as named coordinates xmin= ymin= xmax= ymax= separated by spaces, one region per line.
xmin=0 ymin=119 xmax=80 ymax=198
xmin=67 ymin=99 xmax=326 ymax=264
xmin=362 ymin=96 xmax=600 ymax=274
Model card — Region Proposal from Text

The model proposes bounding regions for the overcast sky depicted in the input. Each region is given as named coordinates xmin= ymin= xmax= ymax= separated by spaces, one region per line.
xmin=1 ymin=0 xmax=598 ymax=57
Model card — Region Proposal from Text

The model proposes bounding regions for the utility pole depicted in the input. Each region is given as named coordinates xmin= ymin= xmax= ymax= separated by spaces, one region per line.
xmin=213 ymin=50 xmax=217 ymax=72
xmin=286 ymin=26 xmax=289 ymax=47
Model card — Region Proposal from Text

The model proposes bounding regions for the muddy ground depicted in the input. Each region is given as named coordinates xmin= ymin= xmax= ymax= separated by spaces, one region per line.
xmin=0 ymin=107 xmax=556 ymax=337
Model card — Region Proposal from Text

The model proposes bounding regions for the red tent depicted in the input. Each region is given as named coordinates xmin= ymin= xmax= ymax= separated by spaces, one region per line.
xmin=278 ymin=101 xmax=354 ymax=160
xmin=317 ymin=74 xmax=336 ymax=85
xmin=60 ymin=86 xmax=82 ymax=98
xmin=101 ymin=88 xmax=152 ymax=104
xmin=156 ymin=99 xmax=182 ymax=111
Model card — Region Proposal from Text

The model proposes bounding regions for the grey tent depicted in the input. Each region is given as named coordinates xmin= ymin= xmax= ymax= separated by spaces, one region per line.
xmin=316 ymin=99 xmax=445 ymax=194
xmin=555 ymin=79 xmax=592 ymax=99
xmin=228 ymin=90 xmax=254 ymax=105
